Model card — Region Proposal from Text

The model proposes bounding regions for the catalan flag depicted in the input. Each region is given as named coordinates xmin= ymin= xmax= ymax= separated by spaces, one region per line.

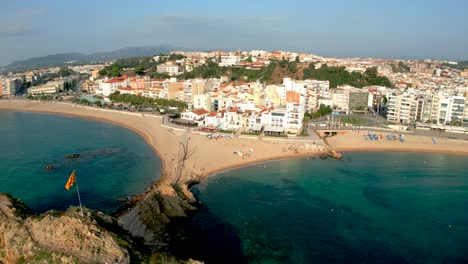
xmin=64 ymin=170 xmax=76 ymax=191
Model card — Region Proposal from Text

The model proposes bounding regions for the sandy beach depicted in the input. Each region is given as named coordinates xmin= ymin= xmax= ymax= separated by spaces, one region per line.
xmin=0 ymin=100 xmax=326 ymax=182
xmin=326 ymin=130 xmax=468 ymax=155
xmin=1 ymin=100 xmax=467 ymax=184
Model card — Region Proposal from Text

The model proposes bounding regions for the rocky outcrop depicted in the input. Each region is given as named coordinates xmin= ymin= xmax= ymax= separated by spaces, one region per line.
xmin=118 ymin=182 xmax=197 ymax=246
xmin=0 ymin=193 xmax=129 ymax=263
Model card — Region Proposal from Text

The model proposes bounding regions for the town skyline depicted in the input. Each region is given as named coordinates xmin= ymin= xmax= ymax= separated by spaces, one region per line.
xmin=1 ymin=0 xmax=468 ymax=66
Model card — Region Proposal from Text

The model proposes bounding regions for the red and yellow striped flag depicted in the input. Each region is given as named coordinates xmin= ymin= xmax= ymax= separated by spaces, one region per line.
xmin=64 ymin=170 xmax=76 ymax=191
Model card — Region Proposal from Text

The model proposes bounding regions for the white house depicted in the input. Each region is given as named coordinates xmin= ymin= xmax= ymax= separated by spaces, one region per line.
xmin=181 ymin=109 xmax=210 ymax=125
xmin=204 ymin=111 xmax=224 ymax=128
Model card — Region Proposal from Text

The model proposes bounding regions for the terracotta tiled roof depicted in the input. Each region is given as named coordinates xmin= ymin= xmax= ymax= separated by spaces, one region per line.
xmin=192 ymin=109 xmax=209 ymax=115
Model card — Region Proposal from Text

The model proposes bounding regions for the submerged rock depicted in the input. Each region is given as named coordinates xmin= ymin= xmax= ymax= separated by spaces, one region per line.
xmin=65 ymin=153 xmax=81 ymax=159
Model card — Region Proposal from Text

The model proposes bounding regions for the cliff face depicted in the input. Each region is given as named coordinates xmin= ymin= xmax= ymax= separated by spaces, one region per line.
xmin=0 ymin=193 xmax=129 ymax=264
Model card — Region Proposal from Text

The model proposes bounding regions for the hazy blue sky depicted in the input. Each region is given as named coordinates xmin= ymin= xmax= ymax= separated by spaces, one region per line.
xmin=1 ymin=0 xmax=467 ymax=65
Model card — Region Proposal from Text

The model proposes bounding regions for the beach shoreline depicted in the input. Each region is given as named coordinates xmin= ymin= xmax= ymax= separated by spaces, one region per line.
xmin=335 ymin=147 xmax=468 ymax=156
xmin=0 ymin=101 xmax=468 ymax=185
xmin=0 ymin=100 xmax=329 ymax=184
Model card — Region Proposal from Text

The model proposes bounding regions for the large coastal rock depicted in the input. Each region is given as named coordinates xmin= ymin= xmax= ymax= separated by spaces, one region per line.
xmin=0 ymin=193 xmax=129 ymax=263
xmin=118 ymin=182 xmax=197 ymax=245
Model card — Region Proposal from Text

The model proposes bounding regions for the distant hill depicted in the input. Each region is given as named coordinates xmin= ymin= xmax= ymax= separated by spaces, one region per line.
xmin=1 ymin=45 xmax=179 ymax=73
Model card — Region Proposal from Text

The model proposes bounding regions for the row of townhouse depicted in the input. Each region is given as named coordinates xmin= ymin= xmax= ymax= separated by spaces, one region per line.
xmin=387 ymin=90 xmax=468 ymax=126
xmin=181 ymin=103 xmax=305 ymax=134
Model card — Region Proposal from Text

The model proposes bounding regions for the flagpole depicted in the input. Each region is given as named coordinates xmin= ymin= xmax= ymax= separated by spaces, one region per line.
xmin=75 ymin=175 xmax=84 ymax=217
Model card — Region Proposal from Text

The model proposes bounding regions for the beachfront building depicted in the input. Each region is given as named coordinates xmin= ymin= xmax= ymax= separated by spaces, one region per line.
xmin=386 ymin=91 xmax=419 ymax=124
xmin=285 ymin=103 xmax=305 ymax=134
xmin=222 ymin=107 xmax=245 ymax=130
xmin=1 ymin=78 xmax=22 ymax=97
xmin=366 ymin=86 xmax=385 ymax=112
xmin=243 ymin=104 xmax=304 ymax=135
xmin=329 ymin=86 xmax=369 ymax=112
xmin=27 ymin=80 xmax=70 ymax=96
xmin=96 ymin=76 xmax=129 ymax=96
xmin=204 ymin=111 xmax=224 ymax=129
xmin=181 ymin=109 xmax=210 ymax=125
xmin=437 ymin=95 xmax=466 ymax=125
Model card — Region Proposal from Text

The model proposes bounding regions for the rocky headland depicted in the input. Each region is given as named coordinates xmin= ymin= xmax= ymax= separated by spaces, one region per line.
xmin=0 ymin=192 xmax=201 ymax=264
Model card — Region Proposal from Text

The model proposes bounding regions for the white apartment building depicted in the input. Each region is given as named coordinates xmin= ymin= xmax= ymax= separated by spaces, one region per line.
xmin=157 ymin=64 xmax=182 ymax=76
xmin=245 ymin=104 xmax=305 ymax=134
xmin=193 ymin=93 xmax=212 ymax=111
xmin=387 ymin=91 xmax=466 ymax=125
xmin=1 ymin=78 xmax=22 ymax=97
xmin=219 ymin=55 xmax=241 ymax=67
xmin=437 ymin=95 xmax=465 ymax=124
xmin=223 ymin=108 xmax=248 ymax=130
xmin=96 ymin=77 xmax=129 ymax=96
xmin=285 ymin=103 xmax=305 ymax=133
xmin=330 ymin=89 xmax=350 ymax=110
xmin=386 ymin=91 xmax=419 ymax=124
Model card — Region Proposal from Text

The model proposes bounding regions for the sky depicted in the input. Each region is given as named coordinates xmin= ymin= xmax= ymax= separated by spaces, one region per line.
xmin=1 ymin=0 xmax=467 ymax=65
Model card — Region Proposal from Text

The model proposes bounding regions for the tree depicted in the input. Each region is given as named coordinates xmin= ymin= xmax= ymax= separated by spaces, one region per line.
xmin=58 ymin=67 xmax=75 ymax=77
xmin=168 ymin=53 xmax=186 ymax=60
xmin=173 ymin=136 xmax=197 ymax=183
xmin=134 ymin=66 xmax=145 ymax=75
xmin=99 ymin=65 xmax=122 ymax=77
xmin=365 ymin=67 xmax=378 ymax=79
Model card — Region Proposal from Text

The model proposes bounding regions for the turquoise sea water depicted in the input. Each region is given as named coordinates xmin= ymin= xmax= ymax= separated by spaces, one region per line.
xmin=0 ymin=110 xmax=161 ymax=213
xmin=178 ymin=152 xmax=468 ymax=264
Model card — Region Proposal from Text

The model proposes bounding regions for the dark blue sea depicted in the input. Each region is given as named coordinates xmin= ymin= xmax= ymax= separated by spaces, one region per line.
xmin=178 ymin=152 xmax=468 ymax=264
xmin=0 ymin=110 xmax=161 ymax=213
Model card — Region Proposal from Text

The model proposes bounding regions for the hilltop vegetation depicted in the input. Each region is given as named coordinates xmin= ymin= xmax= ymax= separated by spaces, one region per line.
xmin=98 ymin=54 xmax=186 ymax=78
xmin=180 ymin=59 xmax=392 ymax=87
xmin=98 ymin=55 xmax=393 ymax=88
xmin=303 ymin=64 xmax=393 ymax=88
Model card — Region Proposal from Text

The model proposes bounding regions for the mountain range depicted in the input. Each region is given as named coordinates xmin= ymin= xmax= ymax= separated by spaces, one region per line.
xmin=0 ymin=45 xmax=180 ymax=73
